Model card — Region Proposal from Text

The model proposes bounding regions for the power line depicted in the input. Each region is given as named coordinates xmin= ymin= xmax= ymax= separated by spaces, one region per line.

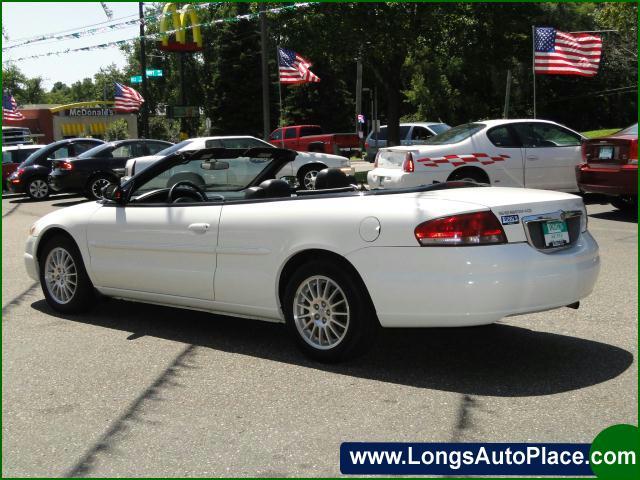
xmin=2 ymin=3 xmax=317 ymax=63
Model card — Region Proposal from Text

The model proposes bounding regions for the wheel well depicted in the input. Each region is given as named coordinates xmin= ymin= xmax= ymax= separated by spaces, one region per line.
xmin=277 ymin=249 xmax=376 ymax=317
xmin=35 ymin=228 xmax=77 ymax=264
xmin=447 ymin=166 xmax=490 ymax=184
xmin=297 ymin=163 xmax=327 ymax=177
xmin=86 ymin=171 xmax=118 ymax=184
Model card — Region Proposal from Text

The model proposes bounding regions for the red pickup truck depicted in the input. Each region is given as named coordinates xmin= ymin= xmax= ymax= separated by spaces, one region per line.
xmin=268 ymin=125 xmax=361 ymax=157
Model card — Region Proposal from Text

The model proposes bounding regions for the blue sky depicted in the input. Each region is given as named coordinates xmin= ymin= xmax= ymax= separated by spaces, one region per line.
xmin=2 ymin=2 xmax=140 ymax=89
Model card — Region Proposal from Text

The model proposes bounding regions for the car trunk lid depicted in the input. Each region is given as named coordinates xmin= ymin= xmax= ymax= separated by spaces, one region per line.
xmin=583 ymin=136 xmax=638 ymax=167
xmin=413 ymin=187 xmax=585 ymax=246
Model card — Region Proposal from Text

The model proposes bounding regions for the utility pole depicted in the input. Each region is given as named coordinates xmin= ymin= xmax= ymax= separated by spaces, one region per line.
xmin=503 ymin=69 xmax=512 ymax=119
xmin=355 ymin=51 xmax=362 ymax=134
xmin=139 ymin=2 xmax=149 ymax=138
xmin=259 ymin=3 xmax=271 ymax=140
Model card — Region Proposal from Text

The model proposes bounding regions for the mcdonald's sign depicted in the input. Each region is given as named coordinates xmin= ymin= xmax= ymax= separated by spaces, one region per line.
xmin=158 ymin=3 xmax=203 ymax=52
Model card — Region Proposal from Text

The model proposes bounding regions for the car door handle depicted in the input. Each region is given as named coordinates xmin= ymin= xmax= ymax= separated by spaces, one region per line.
xmin=188 ymin=223 xmax=210 ymax=233
xmin=527 ymin=155 xmax=539 ymax=161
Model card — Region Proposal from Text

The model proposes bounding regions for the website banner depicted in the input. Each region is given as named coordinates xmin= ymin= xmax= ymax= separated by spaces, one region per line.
xmin=341 ymin=442 xmax=599 ymax=476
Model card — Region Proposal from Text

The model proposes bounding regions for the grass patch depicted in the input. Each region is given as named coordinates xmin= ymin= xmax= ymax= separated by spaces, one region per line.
xmin=581 ymin=128 xmax=621 ymax=138
xmin=354 ymin=171 xmax=368 ymax=183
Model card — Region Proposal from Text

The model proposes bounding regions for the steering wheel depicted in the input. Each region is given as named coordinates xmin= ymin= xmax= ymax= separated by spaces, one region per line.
xmin=168 ymin=180 xmax=208 ymax=203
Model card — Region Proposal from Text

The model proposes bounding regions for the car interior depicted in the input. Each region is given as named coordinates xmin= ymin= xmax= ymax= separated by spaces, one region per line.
xmin=122 ymin=147 xmax=361 ymax=205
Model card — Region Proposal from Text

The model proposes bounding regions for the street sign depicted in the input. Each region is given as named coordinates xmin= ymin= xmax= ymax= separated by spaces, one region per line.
xmin=146 ymin=69 xmax=163 ymax=77
xmin=167 ymin=105 xmax=200 ymax=119
xmin=130 ymin=75 xmax=142 ymax=84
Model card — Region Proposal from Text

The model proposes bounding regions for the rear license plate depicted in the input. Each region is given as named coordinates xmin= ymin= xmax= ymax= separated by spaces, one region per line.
xmin=598 ymin=146 xmax=613 ymax=160
xmin=542 ymin=220 xmax=569 ymax=247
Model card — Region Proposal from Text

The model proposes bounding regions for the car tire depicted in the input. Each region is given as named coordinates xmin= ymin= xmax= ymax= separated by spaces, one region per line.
xmin=86 ymin=175 xmax=115 ymax=200
xmin=283 ymin=260 xmax=377 ymax=362
xmin=297 ymin=165 xmax=325 ymax=190
xmin=447 ymin=168 xmax=489 ymax=185
xmin=26 ymin=177 xmax=50 ymax=200
xmin=611 ymin=196 xmax=637 ymax=212
xmin=38 ymin=235 xmax=95 ymax=314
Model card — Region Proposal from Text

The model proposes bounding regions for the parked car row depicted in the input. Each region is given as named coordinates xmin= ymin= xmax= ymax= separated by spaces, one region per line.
xmin=5 ymin=134 xmax=355 ymax=201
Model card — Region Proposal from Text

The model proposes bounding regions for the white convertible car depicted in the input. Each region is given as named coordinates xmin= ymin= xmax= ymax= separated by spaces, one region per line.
xmin=25 ymin=147 xmax=600 ymax=361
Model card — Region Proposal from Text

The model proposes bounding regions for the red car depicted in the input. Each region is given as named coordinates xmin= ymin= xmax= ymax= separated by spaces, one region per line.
xmin=2 ymin=144 xmax=43 ymax=190
xmin=268 ymin=125 xmax=361 ymax=157
xmin=576 ymin=123 xmax=638 ymax=211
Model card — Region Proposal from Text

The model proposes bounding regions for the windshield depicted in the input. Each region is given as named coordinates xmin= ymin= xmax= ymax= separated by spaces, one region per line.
xmin=77 ymin=143 xmax=115 ymax=159
xmin=131 ymin=151 xmax=277 ymax=200
xmin=619 ymin=124 xmax=638 ymax=136
xmin=429 ymin=123 xmax=451 ymax=135
xmin=154 ymin=139 xmax=194 ymax=157
xmin=21 ymin=146 xmax=50 ymax=166
xmin=423 ymin=123 xmax=485 ymax=145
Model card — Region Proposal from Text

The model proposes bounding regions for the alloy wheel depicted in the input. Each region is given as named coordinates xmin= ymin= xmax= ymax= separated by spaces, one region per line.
xmin=29 ymin=179 xmax=49 ymax=199
xmin=91 ymin=178 xmax=111 ymax=199
xmin=303 ymin=170 xmax=319 ymax=190
xmin=44 ymin=247 xmax=78 ymax=304
xmin=293 ymin=275 xmax=350 ymax=350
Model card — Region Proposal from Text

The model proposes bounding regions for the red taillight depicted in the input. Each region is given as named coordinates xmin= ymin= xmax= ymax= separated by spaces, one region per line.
xmin=402 ymin=152 xmax=415 ymax=173
xmin=629 ymin=139 xmax=638 ymax=163
xmin=16 ymin=168 xmax=24 ymax=177
xmin=364 ymin=142 xmax=369 ymax=149
xmin=414 ymin=211 xmax=506 ymax=246
xmin=59 ymin=161 xmax=73 ymax=170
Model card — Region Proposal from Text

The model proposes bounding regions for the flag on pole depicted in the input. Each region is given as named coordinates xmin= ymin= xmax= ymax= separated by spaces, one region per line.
xmin=534 ymin=27 xmax=602 ymax=77
xmin=114 ymin=82 xmax=144 ymax=112
xmin=2 ymin=92 xmax=25 ymax=121
xmin=278 ymin=47 xmax=321 ymax=84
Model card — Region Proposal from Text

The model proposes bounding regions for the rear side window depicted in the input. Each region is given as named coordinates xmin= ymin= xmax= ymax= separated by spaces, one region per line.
xmin=368 ymin=126 xmax=387 ymax=141
xmin=411 ymin=126 xmax=433 ymax=141
xmin=147 ymin=142 xmax=171 ymax=155
xmin=487 ymin=126 xmax=521 ymax=148
xmin=284 ymin=128 xmax=297 ymax=139
xmin=299 ymin=126 xmax=322 ymax=137
xmin=270 ymin=129 xmax=282 ymax=141
xmin=50 ymin=146 xmax=71 ymax=159
xmin=74 ymin=142 xmax=99 ymax=155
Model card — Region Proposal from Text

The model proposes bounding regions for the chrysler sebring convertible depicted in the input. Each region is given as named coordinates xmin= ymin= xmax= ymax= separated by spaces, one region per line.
xmin=25 ymin=147 xmax=600 ymax=361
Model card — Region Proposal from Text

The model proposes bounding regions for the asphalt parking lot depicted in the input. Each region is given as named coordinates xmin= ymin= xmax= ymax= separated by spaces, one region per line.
xmin=2 ymin=191 xmax=637 ymax=477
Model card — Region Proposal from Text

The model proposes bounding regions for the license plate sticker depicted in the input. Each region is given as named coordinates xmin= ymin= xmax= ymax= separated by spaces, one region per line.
xmin=598 ymin=146 xmax=613 ymax=160
xmin=542 ymin=220 xmax=569 ymax=247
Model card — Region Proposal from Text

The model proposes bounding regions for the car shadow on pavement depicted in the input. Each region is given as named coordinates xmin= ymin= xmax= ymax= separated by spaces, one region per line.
xmin=7 ymin=193 xmax=82 ymax=204
xmin=31 ymin=298 xmax=633 ymax=398
xmin=588 ymin=209 xmax=637 ymax=223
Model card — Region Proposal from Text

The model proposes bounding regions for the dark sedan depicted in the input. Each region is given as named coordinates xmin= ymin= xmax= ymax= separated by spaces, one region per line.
xmin=49 ymin=139 xmax=172 ymax=199
xmin=7 ymin=138 xmax=104 ymax=200
xmin=576 ymin=123 xmax=638 ymax=211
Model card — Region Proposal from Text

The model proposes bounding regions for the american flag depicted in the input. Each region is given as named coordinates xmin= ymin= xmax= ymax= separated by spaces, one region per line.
xmin=278 ymin=47 xmax=320 ymax=84
xmin=534 ymin=27 xmax=602 ymax=77
xmin=114 ymin=82 xmax=144 ymax=112
xmin=2 ymin=93 xmax=24 ymax=121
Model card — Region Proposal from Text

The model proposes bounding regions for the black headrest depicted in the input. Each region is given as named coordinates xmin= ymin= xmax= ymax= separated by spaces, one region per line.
xmin=314 ymin=168 xmax=350 ymax=189
xmin=244 ymin=186 xmax=266 ymax=199
xmin=258 ymin=179 xmax=291 ymax=197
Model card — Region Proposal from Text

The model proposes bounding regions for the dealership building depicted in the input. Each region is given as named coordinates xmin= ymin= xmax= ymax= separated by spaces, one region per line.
xmin=5 ymin=102 xmax=137 ymax=143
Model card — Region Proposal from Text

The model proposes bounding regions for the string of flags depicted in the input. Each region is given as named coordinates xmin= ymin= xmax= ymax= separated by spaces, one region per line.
xmin=3 ymin=2 xmax=317 ymax=62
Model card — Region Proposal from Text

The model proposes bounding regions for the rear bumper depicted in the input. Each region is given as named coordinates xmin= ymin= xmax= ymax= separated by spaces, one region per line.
xmin=576 ymin=164 xmax=638 ymax=196
xmin=346 ymin=232 xmax=600 ymax=327
xmin=48 ymin=170 xmax=86 ymax=193
xmin=7 ymin=180 xmax=25 ymax=193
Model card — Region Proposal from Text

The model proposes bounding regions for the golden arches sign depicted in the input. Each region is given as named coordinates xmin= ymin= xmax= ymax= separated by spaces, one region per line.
xmin=159 ymin=3 xmax=203 ymax=52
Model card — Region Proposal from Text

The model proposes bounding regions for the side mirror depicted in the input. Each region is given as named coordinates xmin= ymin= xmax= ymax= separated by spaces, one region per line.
xmin=102 ymin=184 xmax=125 ymax=204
